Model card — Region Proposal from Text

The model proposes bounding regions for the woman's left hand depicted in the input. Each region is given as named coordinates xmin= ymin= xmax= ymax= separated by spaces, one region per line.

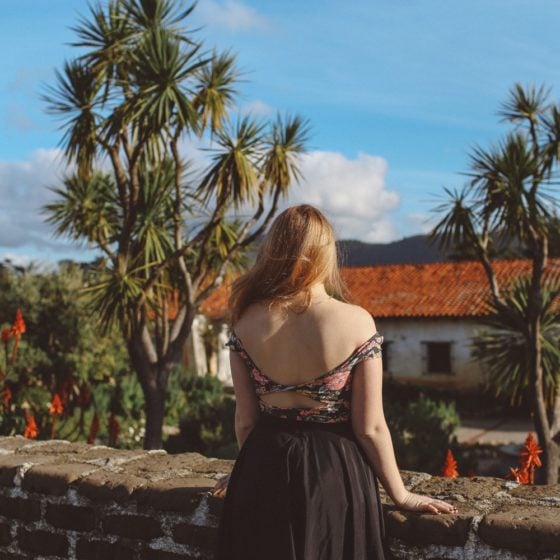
xmin=208 ymin=474 xmax=230 ymax=498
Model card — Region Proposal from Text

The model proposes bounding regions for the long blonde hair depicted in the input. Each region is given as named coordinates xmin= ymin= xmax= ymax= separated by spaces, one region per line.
xmin=229 ymin=204 xmax=349 ymax=323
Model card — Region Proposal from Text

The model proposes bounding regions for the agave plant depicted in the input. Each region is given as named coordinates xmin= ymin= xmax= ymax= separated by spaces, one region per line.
xmin=430 ymin=83 xmax=560 ymax=483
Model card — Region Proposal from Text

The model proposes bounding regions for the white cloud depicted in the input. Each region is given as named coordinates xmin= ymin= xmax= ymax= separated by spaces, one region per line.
xmin=286 ymin=151 xmax=400 ymax=242
xmin=0 ymin=146 xmax=402 ymax=263
xmin=0 ymin=148 xmax=79 ymax=250
xmin=240 ymin=99 xmax=274 ymax=116
xmin=197 ymin=0 xmax=270 ymax=31
xmin=406 ymin=212 xmax=436 ymax=234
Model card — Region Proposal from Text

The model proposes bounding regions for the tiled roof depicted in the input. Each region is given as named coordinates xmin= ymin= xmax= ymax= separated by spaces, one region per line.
xmin=200 ymin=258 xmax=560 ymax=320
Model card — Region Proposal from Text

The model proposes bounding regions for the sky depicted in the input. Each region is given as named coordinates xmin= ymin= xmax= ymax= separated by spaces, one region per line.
xmin=2 ymin=0 xmax=560 ymax=266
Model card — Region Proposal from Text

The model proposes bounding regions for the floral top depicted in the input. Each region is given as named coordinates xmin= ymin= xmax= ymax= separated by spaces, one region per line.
xmin=226 ymin=331 xmax=383 ymax=423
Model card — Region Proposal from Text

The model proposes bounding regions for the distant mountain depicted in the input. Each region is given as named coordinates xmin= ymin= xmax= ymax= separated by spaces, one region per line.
xmin=337 ymin=235 xmax=449 ymax=267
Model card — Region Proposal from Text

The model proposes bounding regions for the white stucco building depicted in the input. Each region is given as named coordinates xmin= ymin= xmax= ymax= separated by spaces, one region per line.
xmin=192 ymin=258 xmax=560 ymax=391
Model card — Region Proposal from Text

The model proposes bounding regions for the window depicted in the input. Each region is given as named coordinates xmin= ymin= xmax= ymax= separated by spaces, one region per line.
xmin=423 ymin=341 xmax=452 ymax=374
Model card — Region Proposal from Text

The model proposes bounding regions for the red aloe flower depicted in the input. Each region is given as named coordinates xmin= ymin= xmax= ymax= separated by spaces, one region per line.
xmin=1 ymin=327 xmax=11 ymax=344
xmin=107 ymin=413 xmax=120 ymax=446
xmin=520 ymin=433 xmax=543 ymax=469
xmin=49 ymin=393 xmax=64 ymax=416
xmin=23 ymin=414 xmax=39 ymax=439
xmin=11 ymin=309 xmax=26 ymax=337
xmin=505 ymin=466 xmax=530 ymax=484
xmin=87 ymin=412 xmax=100 ymax=444
xmin=441 ymin=449 xmax=459 ymax=478
xmin=10 ymin=309 xmax=26 ymax=363
xmin=504 ymin=432 xmax=543 ymax=484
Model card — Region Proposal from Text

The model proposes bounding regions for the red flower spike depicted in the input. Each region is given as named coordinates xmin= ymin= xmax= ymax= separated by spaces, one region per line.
xmin=11 ymin=309 xmax=26 ymax=337
xmin=1 ymin=327 xmax=11 ymax=344
xmin=87 ymin=412 xmax=100 ymax=444
xmin=49 ymin=394 xmax=64 ymax=416
xmin=520 ymin=433 xmax=543 ymax=469
xmin=23 ymin=414 xmax=39 ymax=439
xmin=505 ymin=466 xmax=529 ymax=484
xmin=441 ymin=449 xmax=459 ymax=478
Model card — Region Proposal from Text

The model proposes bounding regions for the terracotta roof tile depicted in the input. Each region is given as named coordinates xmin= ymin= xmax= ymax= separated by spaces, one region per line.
xmin=199 ymin=258 xmax=560 ymax=320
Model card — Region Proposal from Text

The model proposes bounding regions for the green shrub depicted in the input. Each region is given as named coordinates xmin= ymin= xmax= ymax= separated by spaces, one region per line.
xmin=164 ymin=370 xmax=236 ymax=457
xmin=385 ymin=396 xmax=460 ymax=474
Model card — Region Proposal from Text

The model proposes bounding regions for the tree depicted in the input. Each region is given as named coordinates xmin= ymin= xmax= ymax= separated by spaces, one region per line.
xmin=430 ymin=83 xmax=560 ymax=483
xmin=42 ymin=0 xmax=309 ymax=449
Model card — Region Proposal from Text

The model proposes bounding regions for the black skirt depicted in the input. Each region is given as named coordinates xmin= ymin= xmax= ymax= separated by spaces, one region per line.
xmin=214 ymin=413 xmax=387 ymax=560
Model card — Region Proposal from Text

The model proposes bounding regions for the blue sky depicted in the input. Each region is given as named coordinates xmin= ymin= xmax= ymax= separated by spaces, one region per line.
xmin=2 ymin=0 xmax=560 ymax=265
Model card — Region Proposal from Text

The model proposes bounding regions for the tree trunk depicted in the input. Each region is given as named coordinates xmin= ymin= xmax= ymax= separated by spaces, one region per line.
xmin=126 ymin=309 xmax=197 ymax=450
xmin=143 ymin=380 xmax=166 ymax=450
xmin=542 ymin=440 xmax=560 ymax=484
xmin=530 ymin=320 xmax=559 ymax=484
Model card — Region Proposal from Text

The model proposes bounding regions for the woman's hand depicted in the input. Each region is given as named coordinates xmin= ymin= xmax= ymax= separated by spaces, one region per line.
xmin=395 ymin=491 xmax=458 ymax=515
xmin=208 ymin=474 xmax=230 ymax=498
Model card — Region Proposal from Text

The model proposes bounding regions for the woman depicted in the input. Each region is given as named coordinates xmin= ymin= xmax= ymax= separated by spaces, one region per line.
xmin=211 ymin=204 xmax=457 ymax=560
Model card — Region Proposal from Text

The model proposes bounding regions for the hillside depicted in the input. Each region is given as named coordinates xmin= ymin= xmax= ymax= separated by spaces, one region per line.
xmin=337 ymin=235 xmax=449 ymax=266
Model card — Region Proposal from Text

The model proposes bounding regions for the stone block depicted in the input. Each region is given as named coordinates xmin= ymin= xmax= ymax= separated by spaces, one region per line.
xmin=76 ymin=538 xmax=137 ymax=560
xmin=102 ymin=514 xmax=163 ymax=541
xmin=133 ymin=477 xmax=214 ymax=514
xmin=412 ymin=475 xmax=508 ymax=502
xmin=384 ymin=506 xmax=473 ymax=546
xmin=479 ymin=505 xmax=560 ymax=552
xmin=0 ymin=454 xmax=55 ymax=487
xmin=190 ymin=458 xmax=234 ymax=474
xmin=509 ymin=483 xmax=560 ymax=502
xmin=0 ymin=553 xmax=30 ymax=560
xmin=0 ymin=497 xmax=41 ymax=522
xmin=0 ymin=522 xmax=12 ymax=546
xmin=22 ymin=462 xmax=94 ymax=495
xmin=18 ymin=440 xmax=74 ymax=455
xmin=77 ymin=470 xmax=146 ymax=502
xmin=18 ymin=527 xmax=68 ymax=557
xmin=118 ymin=452 xmax=213 ymax=481
xmin=173 ymin=522 xmax=216 ymax=549
xmin=140 ymin=549 xmax=195 ymax=560
xmin=45 ymin=503 xmax=96 ymax=531
xmin=0 ymin=436 xmax=28 ymax=453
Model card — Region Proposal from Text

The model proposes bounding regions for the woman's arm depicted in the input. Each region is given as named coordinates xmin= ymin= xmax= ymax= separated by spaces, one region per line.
xmin=230 ymin=349 xmax=260 ymax=449
xmin=351 ymin=323 xmax=458 ymax=514
xmin=210 ymin=347 xmax=260 ymax=498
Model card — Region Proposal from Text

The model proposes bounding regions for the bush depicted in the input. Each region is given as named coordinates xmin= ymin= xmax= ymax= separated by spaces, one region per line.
xmin=385 ymin=396 xmax=460 ymax=474
xmin=164 ymin=370 xmax=236 ymax=457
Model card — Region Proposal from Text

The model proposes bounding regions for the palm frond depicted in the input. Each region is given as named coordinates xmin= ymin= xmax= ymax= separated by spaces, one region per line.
xmin=193 ymin=51 xmax=240 ymax=135
xmin=197 ymin=116 xmax=265 ymax=207
xmin=261 ymin=113 xmax=310 ymax=196
xmin=41 ymin=60 xmax=103 ymax=177
xmin=498 ymin=82 xmax=550 ymax=124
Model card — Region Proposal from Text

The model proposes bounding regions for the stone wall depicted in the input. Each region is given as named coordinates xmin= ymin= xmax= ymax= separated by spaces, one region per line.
xmin=0 ymin=436 xmax=559 ymax=559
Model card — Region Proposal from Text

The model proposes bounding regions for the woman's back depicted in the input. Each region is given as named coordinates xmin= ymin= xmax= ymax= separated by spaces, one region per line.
xmin=233 ymin=294 xmax=378 ymax=411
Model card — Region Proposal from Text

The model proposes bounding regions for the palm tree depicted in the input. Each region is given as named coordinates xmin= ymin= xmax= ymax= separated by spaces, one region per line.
xmin=41 ymin=0 xmax=310 ymax=449
xmin=430 ymin=83 xmax=560 ymax=483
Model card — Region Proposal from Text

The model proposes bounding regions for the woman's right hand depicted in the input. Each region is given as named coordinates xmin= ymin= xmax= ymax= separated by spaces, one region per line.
xmin=395 ymin=491 xmax=458 ymax=515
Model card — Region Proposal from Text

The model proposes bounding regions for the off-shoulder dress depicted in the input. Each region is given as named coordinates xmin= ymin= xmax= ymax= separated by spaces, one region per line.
xmin=214 ymin=331 xmax=387 ymax=560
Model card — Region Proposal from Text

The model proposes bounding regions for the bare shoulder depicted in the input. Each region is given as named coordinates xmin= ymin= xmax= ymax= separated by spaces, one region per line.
xmin=231 ymin=302 xmax=268 ymax=338
xmin=332 ymin=301 xmax=378 ymax=340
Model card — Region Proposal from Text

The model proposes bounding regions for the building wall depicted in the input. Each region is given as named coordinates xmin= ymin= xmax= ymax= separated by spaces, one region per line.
xmin=208 ymin=316 xmax=488 ymax=391
xmin=377 ymin=317 xmax=486 ymax=390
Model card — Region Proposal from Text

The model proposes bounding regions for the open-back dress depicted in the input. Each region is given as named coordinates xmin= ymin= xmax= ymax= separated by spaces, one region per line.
xmin=214 ymin=330 xmax=387 ymax=560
